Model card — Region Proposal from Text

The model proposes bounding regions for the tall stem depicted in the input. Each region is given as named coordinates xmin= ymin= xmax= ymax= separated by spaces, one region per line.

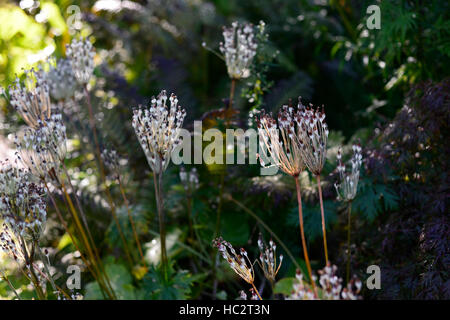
xmin=294 ymin=176 xmax=317 ymax=295
xmin=316 ymin=175 xmax=329 ymax=265
xmin=346 ymin=201 xmax=352 ymax=284
xmin=0 ymin=269 xmax=21 ymax=300
xmin=228 ymin=78 xmax=236 ymax=110
xmin=187 ymin=196 xmax=194 ymax=241
xmin=251 ymin=282 xmax=263 ymax=300
xmin=118 ymin=176 xmax=146 ymax=265
xmin=153 ymin=172 xmax=168 ymax=279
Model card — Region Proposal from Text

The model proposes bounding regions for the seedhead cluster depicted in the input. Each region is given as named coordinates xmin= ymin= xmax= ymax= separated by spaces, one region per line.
xmin=44 ymin=58 xmax=78 ymax=101
xmin=296 ymin=100 xmax=329 ymax=176
xmin=132 ymin=90 xmax=186 ymax=174
xmin=101 ymin=148 xmax=121 ymax=179
xmin=257 ymin=106 xmax=305 ymax=177
xmin=213 ymin=237 xmax=255 ymax=285
xmin=335 ymin=144 xmax=363 ymax=202
xmin=257 ymin=234 xmax=283 ymax=284
xmin=0 ymin=161 xmax=47 ymax=244
xmin=15 ymin=114 xmax=67 ymax=180
xmin=286 ymin=270 xmax=316 ymax=300
xmin=220 ymin=21 xmax=257 ymax=80
xmin=65 ymin=38 xmax=95 ymax=85
xmin=8 ymin=68 xmax=51 ymax=129
xmin=179 ymin=167 xmax=200 ymax=194
xmin=317 ymin=264 xmax=362 ymax=300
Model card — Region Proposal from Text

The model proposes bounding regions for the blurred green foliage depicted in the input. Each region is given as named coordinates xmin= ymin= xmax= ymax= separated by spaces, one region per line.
xmin=0 ymin=0 xmax=448 ymax=300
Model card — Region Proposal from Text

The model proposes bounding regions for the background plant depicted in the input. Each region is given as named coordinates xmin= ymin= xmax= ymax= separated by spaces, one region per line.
xmin=0 ymin=0 xmax=448 ymax=300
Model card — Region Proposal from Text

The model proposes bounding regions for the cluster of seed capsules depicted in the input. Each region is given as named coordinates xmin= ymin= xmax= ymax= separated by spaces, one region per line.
xmin=317 ymin=263 xmax=362 ymax=300
xmin=0 ymin=162 xmax=47 ymax=246
xmin=286 ymin=269 xmax=317 ymax=300
xmin=220 ymin=21 xmax=258 ymax=80
xmin=179 ymin=167 xmax=200 ymax=194
xmin=335 ymin=144 xmax=363 ymax=202
xmin=8 ymin=68 xmax=52 ymax=129
xmin=132 ymin=90 xmax=186 ymax=174
xmin=257 ymin=98 xmax=329 ymax=177
xmin=257 ymin=234 xmax=283 ymax=283
xmin=212 ymin=237 xmax=255 ymax=285
xmin=15 ymin=114 xmax=67 ymax=180
xmin=65 ymin=38 xmax=95 ymax=85
xmin=101 ymin=148 xmax=121 ymax=179
xmin=44 ymin=58 xmax=78 ymax=101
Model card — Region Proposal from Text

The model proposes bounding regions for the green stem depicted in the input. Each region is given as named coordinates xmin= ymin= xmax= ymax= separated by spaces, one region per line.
xmin=153 ymin=171 xmax=168 ymax=280
xmin=346 ymin=201 xmax=352 ymax=284
xmin=316 ymin=175 xmax=329 ymax=265
xmin=0 ymin=269 xmax=21 ymax=300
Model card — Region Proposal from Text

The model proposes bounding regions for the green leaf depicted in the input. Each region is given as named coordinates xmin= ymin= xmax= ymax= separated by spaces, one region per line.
xmin=141 ymin=263 xmax=197 ymax=300
xmin=84 ymin=261 xmax=137 ymax=300
xmin=273 ymin=277 xmax=296 ymax=295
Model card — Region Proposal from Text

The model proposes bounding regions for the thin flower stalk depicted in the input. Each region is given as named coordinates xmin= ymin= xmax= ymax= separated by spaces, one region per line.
xmin=0 ymin=268 xmax=21 ymax=300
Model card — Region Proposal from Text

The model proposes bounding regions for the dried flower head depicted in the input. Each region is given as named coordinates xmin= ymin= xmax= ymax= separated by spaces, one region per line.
xmin=101 ymin=148 xmax=120 ymax=179
xmin=66 ymin=38 xmax=95 ymax=85
xmin=317 ymin=263 xmax=362 ymax=300
xmin=213 ymin=237 xmax=255 ymax=285
xmin=15 ymin=114 xmax=67 ymax=179
xmin=256 ymin=104 xmax=305 ymax=177
xmin=219 ymin=21 xmax=257 ymax=79
xmin=335 ymin=144 xmax=363 ymax=202
xmin=296 ymin=98 xmax=329 ymax=176
xmin=44 ymin=58 xmax=77 ymax=101
xmin=179 ymin=167 xmax=199 ymax=193
xmin=132 ymin=90 xmax=186 ymax=174
xmin=286 ymin=269 xmax=316 ymax=300
xmin=0 ymin=161 xmax=47 ymax=242
xmin=257 ymin=234 xmax=283 ymax=283
xmin=342 ymin=275 xmax=363 ymax=300
xmin=8 ymin=68 xmax=51 ymax=129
